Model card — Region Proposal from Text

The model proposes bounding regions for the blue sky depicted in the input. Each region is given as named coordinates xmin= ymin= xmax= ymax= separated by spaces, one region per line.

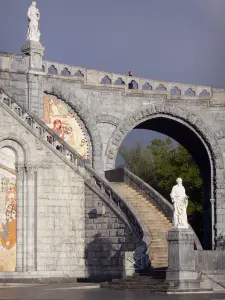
xmin=1 ymin=0 xmax=225 ymax=152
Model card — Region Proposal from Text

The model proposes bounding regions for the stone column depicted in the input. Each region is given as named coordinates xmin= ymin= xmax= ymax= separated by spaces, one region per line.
xmin=15 ymin=163 xmax=26 ymax=272
xmin=21 ymin=41 xmax=45 ymax=117
xmin=166 ymin=227 xmax=199 ymax=289
xmin=25 ymin=164 xmax=38 ymax=271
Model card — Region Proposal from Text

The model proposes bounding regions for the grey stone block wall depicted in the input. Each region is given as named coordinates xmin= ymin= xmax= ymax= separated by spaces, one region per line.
xmin=84 ymin=185 xmax=140 ymax=279
xmin=36 ymin=163 xmax=85 ymax=274
xmin=0 ymin=71 xmax=27 ymax=105
xmin=0 ymin=103 xmax=86 ymax=278
xmin=195 ymin=250 xmax=225 ymax=291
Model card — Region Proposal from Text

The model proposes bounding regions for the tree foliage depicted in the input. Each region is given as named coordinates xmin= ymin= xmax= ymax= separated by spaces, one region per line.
xmin=119 ymin=142 xmax=155 ymax=183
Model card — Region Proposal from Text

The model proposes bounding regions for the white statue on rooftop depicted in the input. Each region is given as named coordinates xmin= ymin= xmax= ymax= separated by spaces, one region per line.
xmin=170 ymin=178 xmax=189 ymax=229
xmin=27 ymin=1 xmax=40 ymax=42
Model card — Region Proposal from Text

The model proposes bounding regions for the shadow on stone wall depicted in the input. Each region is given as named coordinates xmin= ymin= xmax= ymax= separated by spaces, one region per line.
xmin=83 ymin=232 xmax=151 ymax=282
xmin=84 ymin=233 xmax=124 ymax=282
xmin=83 ymin=186 xmax=148 ymax=282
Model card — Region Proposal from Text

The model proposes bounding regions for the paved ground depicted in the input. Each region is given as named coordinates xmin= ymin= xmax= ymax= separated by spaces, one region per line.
xmin=0 ymin=284 xmax=224 ymax=300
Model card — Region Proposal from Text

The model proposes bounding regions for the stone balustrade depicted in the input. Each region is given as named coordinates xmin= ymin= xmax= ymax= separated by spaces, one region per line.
xmin=43 ymin=59 xmax=212 ymax=97
xmin=0 ymin=53 xmax=212 ymax=97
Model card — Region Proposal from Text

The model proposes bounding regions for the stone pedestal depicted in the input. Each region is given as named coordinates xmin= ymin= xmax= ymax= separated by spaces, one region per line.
xmin=166 ymin=227 xmax=200 ymax=289
xmin=21 ymin=41 xmax=45 ymax=71
xmin=21 ymin=41 xmax=45 ymax=115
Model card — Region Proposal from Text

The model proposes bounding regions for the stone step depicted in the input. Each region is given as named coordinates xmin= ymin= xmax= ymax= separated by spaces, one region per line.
xmin=146 ymin=228 xmax=169 ymax=232
xmin=143 ymin=216 xmax=169 ymax=220
xmin=151 ymin=258 xmax=168 ymax=261
xmin=150 ymin=245 xmax=168 ymax=248
xmin=143 ymin=215 xmax=171 ymax=219
xmin=108 ymin=283 xmax=169 ymax=289
xmin=150 ymin=247 xmax=168 ymax=251
xmin=151 ymin=259 xmax=168 ymax=263
xmin=134 ymin=209 xmax=158 ymax=212
xmin=150 ymin=232 xmax=168 ymax=236
xmin=150 ymin=249 xmax=168 ymax=253
xmin=143 ymin=221 xmax=168 ymax=225
xmin=125 ymin=198 xmax=151 ymax=202
xmin=150 ymin=254 xmax=168 ymax=258
xmin=116 ymin=195 xmax=142 ymax=198
xmin=146 ymin=224 xmax=169 ymax=227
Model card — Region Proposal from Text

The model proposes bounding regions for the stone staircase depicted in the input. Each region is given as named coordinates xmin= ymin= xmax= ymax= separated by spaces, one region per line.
xmin=101 ymin=269 xmax=213 ymax=294
xmin=101 ymin=269 xmax=169 ymax=292
xmin=112 ymin=183 xmax=173 ymax=268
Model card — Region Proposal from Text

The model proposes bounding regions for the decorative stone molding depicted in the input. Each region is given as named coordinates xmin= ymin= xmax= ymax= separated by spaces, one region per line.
xmin=215 ymin=130 xmax=225 ymax=140
xmin=167 ymin=230 xmax=195 ymax=244
xmin=96 ymin=114 xmax=121 ymax=126
xmin=26 ymin=74 xmax=39 ymax=84
xmin=15 ymin=163 xmax=26 ymax=175
xmin=42 ymin=80 xmax=103 ymax=170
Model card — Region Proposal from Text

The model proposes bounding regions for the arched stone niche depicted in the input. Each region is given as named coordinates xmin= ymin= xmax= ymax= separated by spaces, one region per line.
xmin=43 ymin=93 xmax=90 ymax=161
xmin=0 ymin=138 xmax=36 ymax=272
xmin=42 ymin=82 xmax=104 ymax=173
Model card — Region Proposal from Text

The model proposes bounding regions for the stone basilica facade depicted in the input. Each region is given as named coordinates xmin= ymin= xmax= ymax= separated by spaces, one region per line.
xmin=0 ymin=2 xmax=224 ymax=291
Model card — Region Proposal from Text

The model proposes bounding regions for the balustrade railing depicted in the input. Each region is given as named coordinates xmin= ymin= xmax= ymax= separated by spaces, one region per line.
xmin=0 ymin=85 xmax=151 ymax=251
xmin=0 ymin=53 xmax=214 ymax=97
xmin=42 ymin=60 xmax=212 ymax=97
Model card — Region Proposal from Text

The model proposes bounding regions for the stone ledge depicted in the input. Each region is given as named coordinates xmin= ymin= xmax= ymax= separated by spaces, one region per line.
xmin=0 ymin=270 xmax=86 ymax=283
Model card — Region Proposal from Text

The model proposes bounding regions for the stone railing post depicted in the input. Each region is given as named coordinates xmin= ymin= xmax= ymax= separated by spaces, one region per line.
xmin=166 ymin=227 xmax=199 ymax=289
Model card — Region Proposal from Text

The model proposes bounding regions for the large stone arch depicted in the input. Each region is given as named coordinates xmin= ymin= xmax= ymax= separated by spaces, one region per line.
xmin=43 ymin=82 xmax=103 ymax=171
xmin=106 ymin=103 xmax=223 ymax=173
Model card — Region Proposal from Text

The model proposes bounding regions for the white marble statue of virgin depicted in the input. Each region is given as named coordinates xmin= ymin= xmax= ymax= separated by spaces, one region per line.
xmin=170 ymin=177 xmax=189 ymax=229
xmin=27 ymin=1 xmax=40 ymax=41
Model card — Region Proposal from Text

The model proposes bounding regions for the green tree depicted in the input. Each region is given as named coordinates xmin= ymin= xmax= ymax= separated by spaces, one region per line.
xmin=119 ymin=142 xmax=155 ymax=183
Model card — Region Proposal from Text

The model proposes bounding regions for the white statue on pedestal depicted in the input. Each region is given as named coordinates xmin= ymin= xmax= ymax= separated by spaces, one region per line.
xmin=27 ymin=1 xmax=40 ymax=42
xmin=170 ymin=178 xmax=189 ymax=229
